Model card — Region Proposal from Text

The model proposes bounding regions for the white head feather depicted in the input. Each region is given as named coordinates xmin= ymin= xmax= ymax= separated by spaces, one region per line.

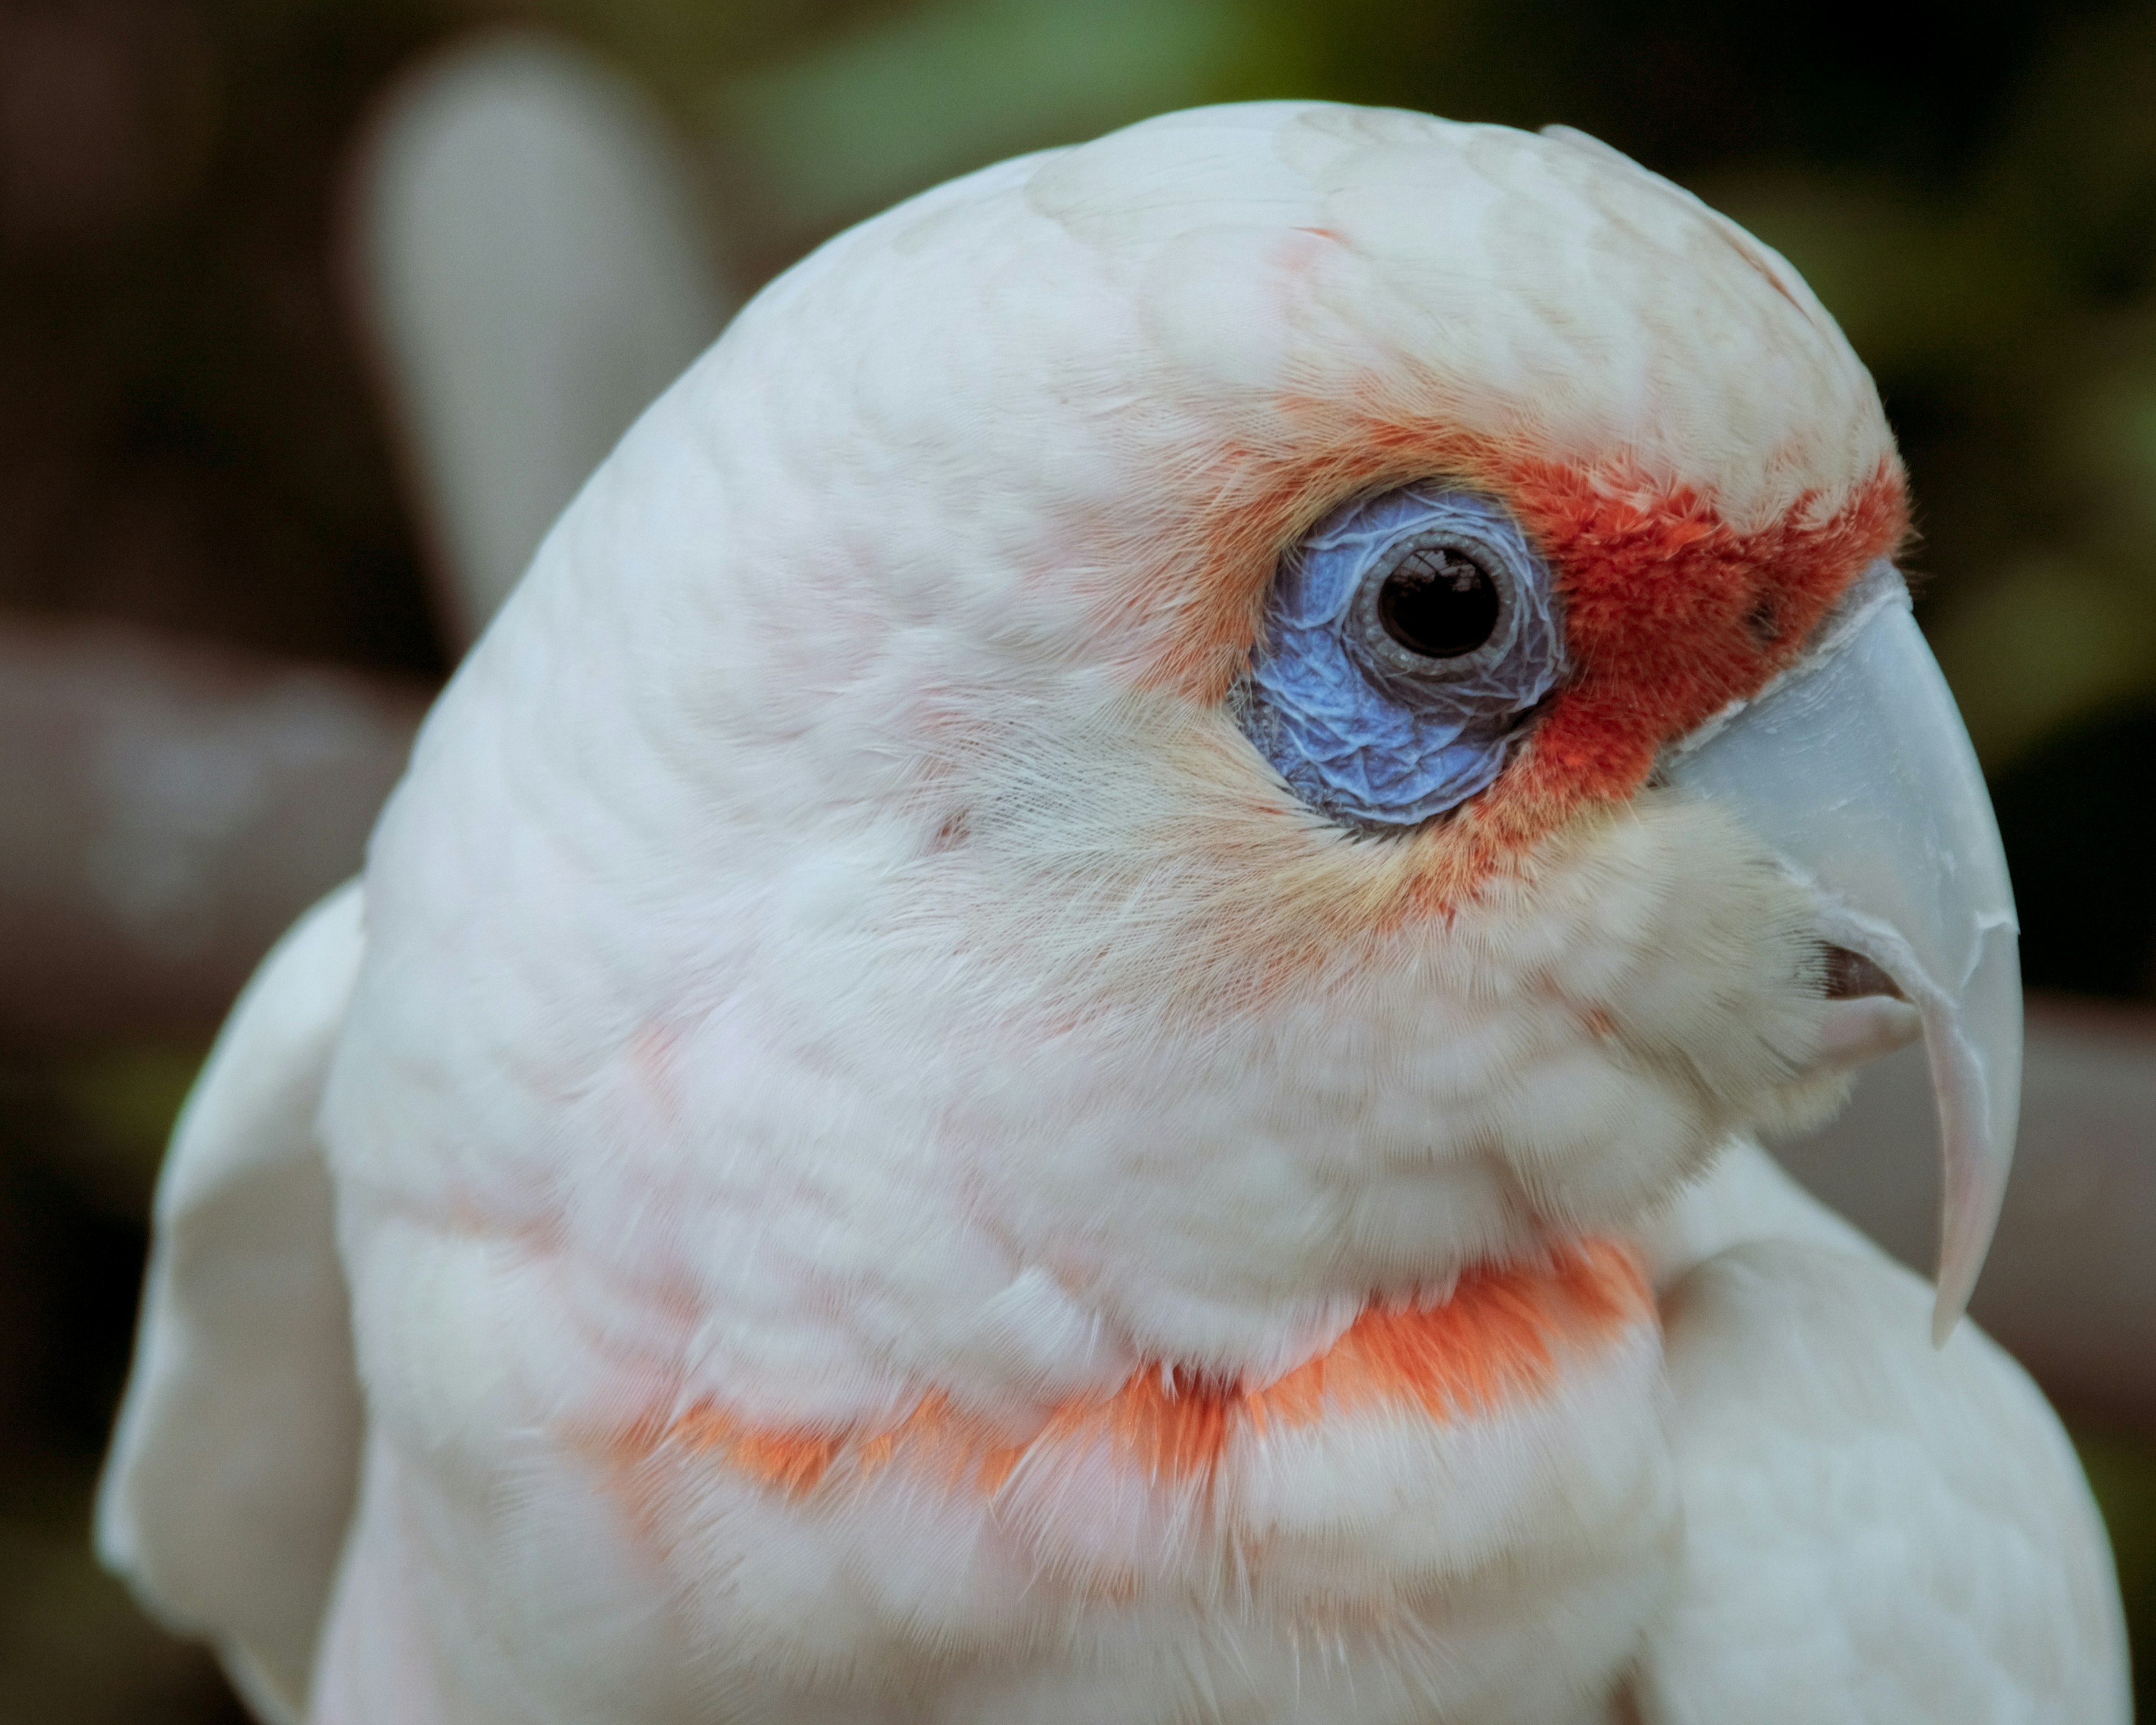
xmin=333 ymin=102 xmax=1895 ymax=1409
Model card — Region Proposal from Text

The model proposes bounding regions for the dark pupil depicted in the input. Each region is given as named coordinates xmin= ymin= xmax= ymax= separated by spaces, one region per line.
xmin=1376 ymin=547 xmax=1500 ymax=658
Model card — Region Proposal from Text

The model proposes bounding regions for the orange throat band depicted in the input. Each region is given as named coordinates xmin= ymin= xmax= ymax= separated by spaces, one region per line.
xmin=603 ymin=1237 xmax=1655 ymax=1503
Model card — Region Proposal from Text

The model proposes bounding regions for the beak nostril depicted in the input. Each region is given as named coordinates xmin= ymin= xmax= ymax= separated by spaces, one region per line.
xmin=1822 ymin=943 xmax=1903 ymax=1001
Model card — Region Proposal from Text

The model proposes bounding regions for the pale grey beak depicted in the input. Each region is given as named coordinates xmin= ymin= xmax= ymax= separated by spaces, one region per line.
xmin=1666 ymin=560 xmax=2021 ymax=1343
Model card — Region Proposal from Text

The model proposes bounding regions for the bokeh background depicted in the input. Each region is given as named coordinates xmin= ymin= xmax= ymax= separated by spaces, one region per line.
xmin=3 ymin=0 xmax=2155 ymax=1717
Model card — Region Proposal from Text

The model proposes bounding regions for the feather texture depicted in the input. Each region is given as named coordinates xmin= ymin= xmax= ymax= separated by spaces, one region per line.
xmin=97 ymin=884 xmax=366 ymax=1725
xmin=97 ymin=101 xmax=2123 ymax=1722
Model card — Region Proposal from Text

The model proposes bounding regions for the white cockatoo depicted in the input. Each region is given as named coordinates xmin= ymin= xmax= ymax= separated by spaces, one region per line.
xmin=99 ymin=104 xmax=2130 ymax=1724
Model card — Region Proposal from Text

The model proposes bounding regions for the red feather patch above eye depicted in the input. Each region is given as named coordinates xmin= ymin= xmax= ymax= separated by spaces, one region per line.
xmin=1127 ymin=415 xmax=1904 ymax=875
xmin=1501 ymin=456 xmax=1909 ymax=811
xmin=1118 ymin=421 xmax=1906 ymax=929
xmin=603 ymin=1238 xmax=1650 ymax=1503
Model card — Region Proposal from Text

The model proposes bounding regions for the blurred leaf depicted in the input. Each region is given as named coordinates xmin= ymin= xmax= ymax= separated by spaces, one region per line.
xmin=46 ymin=1043 xmax=205 ymax=1216
xmin=1983 ymin=10 xmax=2156 ymax=303
xmin=2071 ymin=1423 xmax=2156 ymax=1718
xmin=707 ymin=0 xmax=1310 ymax=235
xmin=1707 ymin=172 xmax=2066 ymax=379
xmin=451 ymin=0 xmax=871 ymax=102
xmin=1928 ymin=554 xmax=2156 ymax=771
xmin=2044 ymin=316 xmax=2156 ymax=559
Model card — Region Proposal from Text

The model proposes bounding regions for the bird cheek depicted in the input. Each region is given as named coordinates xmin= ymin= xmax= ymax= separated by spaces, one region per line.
xmin=1555 ymin=796 xmax=1832 ymax=1108
xmin=1492 ymin=1045 xmax=1712 ymax=1222
xmin=1388 ymin=793 xmax=1830 ymax=1237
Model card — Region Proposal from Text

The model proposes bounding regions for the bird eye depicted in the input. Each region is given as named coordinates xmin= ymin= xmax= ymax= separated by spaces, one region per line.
xmin=1376 ymin=547 xmax=1500 ymax=659
xmin=1235 ymin=483 xmax=1565 ymax=832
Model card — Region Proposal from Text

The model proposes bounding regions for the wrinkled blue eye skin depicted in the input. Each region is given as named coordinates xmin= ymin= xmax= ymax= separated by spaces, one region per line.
xmin=1234 ymin=484 xmax=1566 ymax=832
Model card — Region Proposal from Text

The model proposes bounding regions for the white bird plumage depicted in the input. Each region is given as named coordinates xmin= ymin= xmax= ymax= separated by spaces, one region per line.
xmin=101 ymin=102 xmax=2128 ymax=1723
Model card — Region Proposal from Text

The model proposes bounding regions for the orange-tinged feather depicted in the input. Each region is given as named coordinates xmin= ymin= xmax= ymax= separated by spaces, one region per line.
xmin=607 ymin=1238 xmax=1651 ymax=1502
xmin=1116 ymin=420 xmax=1906 ymax=912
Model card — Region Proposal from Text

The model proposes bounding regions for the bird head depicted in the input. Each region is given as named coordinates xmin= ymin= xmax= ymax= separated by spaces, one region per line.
xmin=430 ymin=102 xmax=2013 ymax=1379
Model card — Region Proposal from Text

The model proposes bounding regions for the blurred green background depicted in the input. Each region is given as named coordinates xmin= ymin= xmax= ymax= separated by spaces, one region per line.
xmin=3 ymin=0 xmax=2154 ymax=1717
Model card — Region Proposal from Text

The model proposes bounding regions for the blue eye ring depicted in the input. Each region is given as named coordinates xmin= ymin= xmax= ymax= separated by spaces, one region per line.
xmin=1234 ymin=483 xmax=1566 ymax=833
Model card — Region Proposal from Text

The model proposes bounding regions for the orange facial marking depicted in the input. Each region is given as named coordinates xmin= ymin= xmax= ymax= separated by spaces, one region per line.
xmin=1114 ymin=416 xmax=1908 ymax=917
xmin=1496 ymin=454 xmax=1909 ymax=811
xmin=607 ymin=1238 xmax=1650 ymax=1502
